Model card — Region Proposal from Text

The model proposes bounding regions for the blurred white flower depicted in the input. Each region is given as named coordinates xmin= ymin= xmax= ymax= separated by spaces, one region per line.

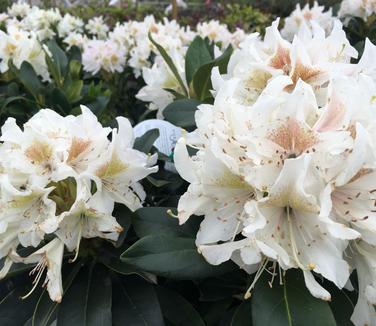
xmin=82 ymin=39 xmax=126 ymax=74
xmin=136 ymin=49 xmax=187 ymax=118
xmin=281 ymin=1 xmax=336 ymax=41
xmin=85 ymin=16 xmax=109 ymax=39
xmin=339 ymin=0 xmax=376 ymax=22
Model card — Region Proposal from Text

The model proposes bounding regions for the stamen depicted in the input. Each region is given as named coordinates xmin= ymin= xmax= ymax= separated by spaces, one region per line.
xmin=268 ymin=261 xmax=277 ymax=287
xmin=279 ymin=264 xmax=283 ymax=285
xmin=244 ymin=258 xmax=269 ymax=299
xmin=231 ymin=221 xmax=241 ymax=241
xmin=21 ymin=260 xmax=47 ymax=300
xmin=69 ymin=217 xmax=83 ymax=263
xmin=286 ymin=206 xmax=307 ymax=271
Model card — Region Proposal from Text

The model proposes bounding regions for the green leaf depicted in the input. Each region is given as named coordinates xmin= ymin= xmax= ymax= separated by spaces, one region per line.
xmin=0 ymin=285 xmax=42 ymax=325
xmin=156 ymin=286 xmax=205 ymax=326
xmin=0 ymin=96 xmax=34 ymax=113
xmin=48 ymin=88 xmax=71 ymax=115
xmin=57 ymin=264 xmax=112 ymax=326
xmin=163 ymin=99 xmax=201 ymax=130
xmin=192 ymin=45 xmax=233 ymax=101
xmin=231 ymin=300 xmax=252 ymax=326
xmin=185 ymin=36 xmax=213 ymax=85
xmin=112 ymin=275 xmax=164 ymax=326
xmin=121 ymin=235 xmax=235 ymax=280
xmin=67 ymin=46 xmax=82 ymax=63
xmin=148 ymin=32 xmax=188 ymax=97
xmin=252 ymin=271 xmax=336 ymax=326
xmin=328 ymin=284 xmax=356 ymax=326
xmin=113 ymin=204 xmax=132 ymax=247
xmin=199 ymin=270 xmax=247 ymax=301
xmin=32 ymin=261 xmax=83 ymax=326
xmin=85 ymin=95 xmax=110 ymax=118
xmin=134 ymin=128 xmax=160 ymax=154
xmin=86 ymin=265 xmax=112 ymax=326
xmin=45 ymin=40 xmax=68 ymax=86
xmin=132 ymin=207 xmax=200 ymax=238
xmin=10 ymin=61 xmax=45 ymax=104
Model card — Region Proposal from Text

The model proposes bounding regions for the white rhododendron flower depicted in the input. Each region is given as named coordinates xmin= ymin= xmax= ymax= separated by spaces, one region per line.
xmin=0 ymin=107 xmax=157 ymax=301
xmin=174 ymin=21 xmax=376 ymax=326
xmin=0 ymin=4 xmax=246 ymax=80
xmin=85 ymin=16 xmax=109 ymax=39
xmin=7 ymin=1 xmax=31 ymax=18
xmin=339 ymin=0 xmax=376 ymax=22
xmin=197 ymin=20 xmax=233 ymax=48
xmin=63 ymin=32 xmax=86 ymax=50
xmin=0 ymin=27 xmax=50 ymax=81
xmin=82 ymin=39 xmax=127 ymax=74
xmin=136 ymin=49 xmax=187 ymax=118
xmin=281 ymin=2 xmax=336 ymax=41
xmin=219 ymin=19 xmax=356 ymax=107
xmin=58 ymin=13 xmax=84 ymax=38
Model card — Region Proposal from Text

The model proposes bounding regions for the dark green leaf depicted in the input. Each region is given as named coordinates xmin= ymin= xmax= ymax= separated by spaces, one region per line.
xmin=328 ymin=284 xmax=356 ymax=326
xmin=193 ymin=45 xmax=233 ymax=101
xmin=252 ymin=271 xmax=336 ymax=326
xmin=121 ymin=235 xmax=235 ymax=280
xmin=134 ymin=128 xmax=160 ymax=154
xmin=0 ymin=285 xmax=42 ymax=325
xmin=132 ymin=207 xmax=200 ymax=238
xmin=32 ymin=261 xmax=83 ymax=326
xmin=45 ymin=40 xmax=68 ymax=85
xmin=231 ymin=299 xmax=252 ymax=326
xmin=10 ymin=61 xmax=44 ymax=104
xmin=0 ymin=96 xmax=35 ymax=113
xmin=48 ymin=88 xmax=71 ymax=115
xmin=85 ymin=96 xmax=110 ymax=117
xmin=112 ymin=275 xmax=164 ymax=326
xmin=148 ymin=32 xmax=188 ymax=97
xmin=156 ymin=286 xmax=205 ymax=326
xmin=185 ymin=36 xmax=213 ymax=85
xmin=57 ymin=263 xmax=112 ymax=326
xmin=199 ymin=270 xmax=247 ymax=301
xmin=67 ymin=46 xmax=82 ymax=63
xmin=163 ymin=99 xmax=201 ymax=130
xmin=86 ymin=265 xmax=112 ymax=326
xmin=113 ymin=204 xmax=133 ymax=247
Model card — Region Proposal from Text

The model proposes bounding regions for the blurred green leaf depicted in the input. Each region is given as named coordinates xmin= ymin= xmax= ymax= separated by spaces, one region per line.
xmin=149 ymin=32 xmax=188 ymax=97
xmin=134 ymin=128 xmax=160 ymax=154
xmin=163 ymin=99 xmax=201 ymax=131
xmin=45 ymin=40 xmax=68 ymax=87
xmin=192 ymin=45 xmax=233 ymax=101
xmin=185 ymin=36 xmax=213 ymax=86
xmin=9 ymin=61 xmax=45 ymax=105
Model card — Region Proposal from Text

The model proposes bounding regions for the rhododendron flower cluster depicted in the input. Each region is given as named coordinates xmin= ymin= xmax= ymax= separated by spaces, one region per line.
xmin=0 ymin=2 xmax=246 ymax=79
xmin=174 ymin=20 xmax=376 ymax=326
xmin=0 ymin=107 xmax=157 ymax=302
xmin=339 ymin=0 xmax=376 ymax=22
xmin=281 ymin=1 xmax=337 ymax=41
